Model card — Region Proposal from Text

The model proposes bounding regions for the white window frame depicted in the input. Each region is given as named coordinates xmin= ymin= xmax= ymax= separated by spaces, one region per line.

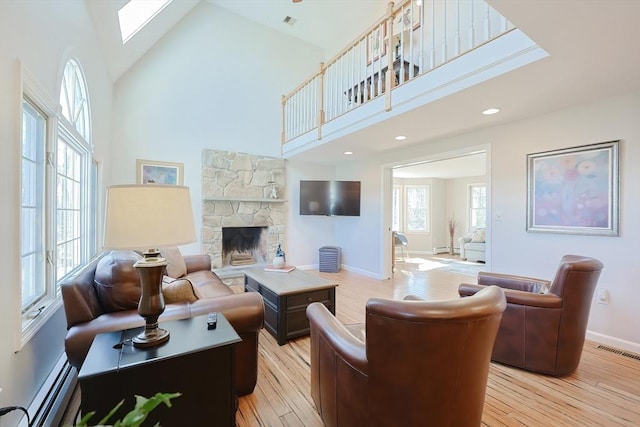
xmin=468 ymin=183 xmax=487 ymax=230
xmin=404 ymin=185 xmax=430 ymax=233
xmin=391 ymin=184 xmax=402 ymax=231
xmin=19 ymin=60 xmax=96 ymax=347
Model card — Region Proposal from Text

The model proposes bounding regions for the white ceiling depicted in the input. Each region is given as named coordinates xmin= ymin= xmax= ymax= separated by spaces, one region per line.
xmin=86 ymin=0 xmax=640 ymax=177
xmin=394 ymin=152 xmax=486 ymax=179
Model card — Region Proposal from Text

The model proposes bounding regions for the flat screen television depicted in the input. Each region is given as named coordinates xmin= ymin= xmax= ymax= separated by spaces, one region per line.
xmin=300 ymin=180 xmax=361 ymax=216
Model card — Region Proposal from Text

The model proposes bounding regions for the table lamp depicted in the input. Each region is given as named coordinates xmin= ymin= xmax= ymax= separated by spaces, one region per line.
xmin=103 ymin=184 xmax=196 ymax=348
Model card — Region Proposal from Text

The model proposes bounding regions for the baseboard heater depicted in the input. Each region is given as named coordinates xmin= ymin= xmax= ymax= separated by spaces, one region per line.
xmin=433 ymin=246 xmax=457 ymax=255
xmin=21 ymin=355 xmax=77 ymax=427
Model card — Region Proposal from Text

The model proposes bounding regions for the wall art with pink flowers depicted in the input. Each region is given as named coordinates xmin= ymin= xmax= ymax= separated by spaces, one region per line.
xmin=526 ymin=140 xmax=619 ymax=236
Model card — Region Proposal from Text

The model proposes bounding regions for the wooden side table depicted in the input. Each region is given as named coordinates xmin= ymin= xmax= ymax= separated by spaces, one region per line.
xmin=78 ymin=313 xmax=240 ymax=426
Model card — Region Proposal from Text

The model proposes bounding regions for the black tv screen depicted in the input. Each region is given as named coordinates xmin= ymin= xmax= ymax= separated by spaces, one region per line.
xmin=300 ymin=180 xmax=361 ymax=216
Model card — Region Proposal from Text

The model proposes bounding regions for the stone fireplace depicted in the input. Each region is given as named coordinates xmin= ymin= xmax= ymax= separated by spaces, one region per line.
xmin=201 ymin=149 xmax=286 ymax=269
xmin=222 ymin=226 xmax=268 ymax=267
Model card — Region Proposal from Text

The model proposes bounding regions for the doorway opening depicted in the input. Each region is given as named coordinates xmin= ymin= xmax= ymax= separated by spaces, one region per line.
xmin=389 ymin=151 xmax=488 ymax=274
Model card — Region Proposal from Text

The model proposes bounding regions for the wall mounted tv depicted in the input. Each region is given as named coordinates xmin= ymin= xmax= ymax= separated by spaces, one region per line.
xmin=299 ymin=180 xmax=361 ymax=216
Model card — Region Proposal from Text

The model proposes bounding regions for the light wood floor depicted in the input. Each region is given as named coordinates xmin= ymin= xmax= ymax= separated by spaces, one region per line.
xmin=62 ymin=264 xmax=640 ymax=426
xmin=235 ymin=266 xmax=640 ymax=427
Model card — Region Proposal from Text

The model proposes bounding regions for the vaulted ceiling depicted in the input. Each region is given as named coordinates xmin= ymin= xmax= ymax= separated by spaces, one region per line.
xmin=86 ymin=0 xmax=640 ymax=176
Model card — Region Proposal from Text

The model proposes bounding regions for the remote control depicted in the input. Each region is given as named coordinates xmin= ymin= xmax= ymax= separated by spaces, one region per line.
xmin=207 ymin=312 xmax=217 ymax=330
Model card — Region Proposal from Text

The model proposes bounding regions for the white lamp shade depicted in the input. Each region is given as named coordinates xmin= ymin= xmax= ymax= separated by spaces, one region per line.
xmin=103 ymin=184 xmax=196 ymax=250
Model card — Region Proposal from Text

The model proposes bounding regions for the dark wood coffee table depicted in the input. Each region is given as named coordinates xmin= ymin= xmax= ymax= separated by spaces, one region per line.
xmin=244 ymin=267 xmax=337 ymax=345
xmin=78 ymin=313 xmax=240 ymax=426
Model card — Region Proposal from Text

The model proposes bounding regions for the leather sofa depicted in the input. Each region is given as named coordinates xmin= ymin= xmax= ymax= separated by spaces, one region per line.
xmin=306 ymin=286 xmax=506 ymax=427
xmin=458 ymin=255 xmax=603 ymax=376
xmin=60 ymin=250 xmax=264 ymax=396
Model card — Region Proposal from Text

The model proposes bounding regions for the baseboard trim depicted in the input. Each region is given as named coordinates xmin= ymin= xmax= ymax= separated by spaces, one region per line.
xmin=586 ymin=331 xmax=640 ymax=354
xmin=19 ymin=355 xmax=77 ymax=427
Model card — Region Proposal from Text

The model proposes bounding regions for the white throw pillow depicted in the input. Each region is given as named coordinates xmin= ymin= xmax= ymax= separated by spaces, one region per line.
xmin=470 ymin=229 xmax=486 ymax=243
xmin=160 ymin=246 xmax=187 ymax=278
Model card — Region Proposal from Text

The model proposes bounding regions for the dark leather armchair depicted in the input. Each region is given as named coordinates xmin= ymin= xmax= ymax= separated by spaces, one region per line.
xmin=306 ymin=286 xmax=506 ymax=427
xmin=459 ymin=255 xmax=603 ymax=376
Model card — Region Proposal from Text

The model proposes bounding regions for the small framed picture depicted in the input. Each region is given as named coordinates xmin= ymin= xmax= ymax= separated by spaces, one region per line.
xmin=367 ymin=24 xmax=387 ymax=64
xmin=526 ymin=140 xmax=619 ymax=236
xmin=136 ymin=159 xmax=184 ymax=185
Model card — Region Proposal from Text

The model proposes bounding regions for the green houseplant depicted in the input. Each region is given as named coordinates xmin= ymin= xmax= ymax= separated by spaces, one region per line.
xmin=72 ymin=392 xmax=181 ymax=427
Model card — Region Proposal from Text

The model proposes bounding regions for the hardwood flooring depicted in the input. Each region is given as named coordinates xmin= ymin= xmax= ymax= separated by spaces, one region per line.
xmin=62 ymin=265 xmax=640 ymax=426
xmin=235 ymin=267 xmax=640 ymax=427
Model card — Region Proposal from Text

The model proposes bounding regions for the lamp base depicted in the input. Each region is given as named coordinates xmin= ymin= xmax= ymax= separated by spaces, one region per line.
xmin=133 ymin=327 xmax=170 ymax=348
xmin=133 ymin=252 xmax=170 ymax=348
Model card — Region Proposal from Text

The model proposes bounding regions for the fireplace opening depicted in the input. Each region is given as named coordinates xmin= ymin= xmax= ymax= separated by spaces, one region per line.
xmin=222 ymin=226 xmax=268 ymax=267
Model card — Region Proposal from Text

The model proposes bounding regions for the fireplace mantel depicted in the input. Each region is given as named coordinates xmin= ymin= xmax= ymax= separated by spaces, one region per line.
xmin=203 ymin=197 xmax=287 ymax=203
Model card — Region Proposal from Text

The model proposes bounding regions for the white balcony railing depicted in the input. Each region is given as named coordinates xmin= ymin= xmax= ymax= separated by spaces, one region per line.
xmin=282 ymin=0 xmax=515 ymax=144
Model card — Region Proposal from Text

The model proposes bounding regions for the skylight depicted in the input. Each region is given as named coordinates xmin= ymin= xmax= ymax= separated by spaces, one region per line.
xmin=118 ymin=0 xmax=172 ymax=44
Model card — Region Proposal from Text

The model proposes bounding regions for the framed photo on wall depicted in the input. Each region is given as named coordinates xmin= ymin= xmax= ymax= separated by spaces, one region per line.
xmin=367 ymin=24 xmax=387 ymax=64
xmin=526 ymin=140 xmax=619 ymax=236
xmin=136 ymin=159 xmax=184 ymax=185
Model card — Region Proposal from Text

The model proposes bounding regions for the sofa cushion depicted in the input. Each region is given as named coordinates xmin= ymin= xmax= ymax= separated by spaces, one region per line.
xmin=160 ymin=246 xmax=187 ymax=278
xmin=94 ymin=251 xmax=142 ymax=313
xmin=470 ymin=228 xmax=486 ymax=243
xmin=186 ymin=270 xmax=234 ymax=299
xmin=162 ymin=276 xmax=198 ymax=304
xmin=464 ymin=242 xmax=485 ymax=252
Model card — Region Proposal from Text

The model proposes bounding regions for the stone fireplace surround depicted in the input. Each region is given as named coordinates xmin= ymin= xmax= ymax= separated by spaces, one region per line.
xmin=201 ymin=149 xmax=286 ymax=270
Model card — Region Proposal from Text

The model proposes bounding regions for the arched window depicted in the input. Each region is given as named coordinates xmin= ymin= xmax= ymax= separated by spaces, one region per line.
xmin=60 ymin=59 xmax=91 ymax=142
xmin=20 ymin=59 xmax=98 ymax=342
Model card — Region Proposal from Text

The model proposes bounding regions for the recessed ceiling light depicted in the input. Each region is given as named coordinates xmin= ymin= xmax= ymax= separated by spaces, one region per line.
xmin=394 ymin=135 xmax=407 ymax=140
xmin=344 ymin=151 xmax=353 ymax=155
xmin=482 ymin=108 xmax=500 ymax=115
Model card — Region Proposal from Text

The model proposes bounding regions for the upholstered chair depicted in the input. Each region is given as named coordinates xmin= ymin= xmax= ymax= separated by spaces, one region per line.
xmin=306 ymin=286 xmax=506 ymax=427
xmin=459 ymin=255 xmax=603 ymax=376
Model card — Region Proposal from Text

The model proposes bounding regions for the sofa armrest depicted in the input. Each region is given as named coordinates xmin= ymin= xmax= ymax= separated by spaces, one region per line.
xmin=459 ymin=283 xmax=561 ymax=308
xmin=184 ymin=254 xmax=212 ymax=274
xmin=478 ymin=271 xmax=551 ymax=293
xmin=307 ymin=302 xmax=367 ymax=374
xmin=458 ymin=236 xmax=472 ymax=244
xmin=60 ymin=254 xmax=106 ymax=328
xmin=189 ymin=292 xmax=264 ymax=333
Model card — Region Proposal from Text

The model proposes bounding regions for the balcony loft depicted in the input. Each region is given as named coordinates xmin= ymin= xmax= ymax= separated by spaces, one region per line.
xmin=281 ymin=0 xmax=548 ymax=161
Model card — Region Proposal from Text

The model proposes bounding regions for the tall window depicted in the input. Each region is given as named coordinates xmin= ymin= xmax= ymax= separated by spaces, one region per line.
xmin=21 ymin=99 xmax=47 ymax=312
xmin=469 ymin=184 xmax=486 ymax=229
xmin=20 ymin=60 xmax=95 ymax=341
xmin=405 ymin=185 xmax=429 ymax=232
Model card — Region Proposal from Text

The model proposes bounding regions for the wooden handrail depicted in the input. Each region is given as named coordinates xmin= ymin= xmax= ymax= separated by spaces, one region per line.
xmin=281 ymin=0 xmax=515 ymax=145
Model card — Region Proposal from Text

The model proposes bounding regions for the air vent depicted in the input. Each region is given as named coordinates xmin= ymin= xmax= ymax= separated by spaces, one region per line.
xmin=283 ymin=16 xmax=297 ymax=26
xmin=596 ymin=344 xmax=640 ymax=361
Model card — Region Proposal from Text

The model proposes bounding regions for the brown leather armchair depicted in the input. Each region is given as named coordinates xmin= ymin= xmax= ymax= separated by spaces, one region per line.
xmin=459 ymin=255 xmax=603 ymax=376
xmin=306 ymin=286 xmax=506 ymax=427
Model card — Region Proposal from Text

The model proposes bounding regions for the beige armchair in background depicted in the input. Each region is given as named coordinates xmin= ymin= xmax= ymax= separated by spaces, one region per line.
xmin=459 ymin=228 xmax=486 ymax=262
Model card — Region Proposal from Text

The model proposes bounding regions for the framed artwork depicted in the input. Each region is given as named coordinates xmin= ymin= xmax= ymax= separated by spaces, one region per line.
xmin=396 ymin=3 xmax=421 ymax=32
xmin=136 ymin=159 xmax=184 ymax=185
xmin=526 ymin=140 xmax=619 ymax=236
xmin=367 ymin=24 xmax=387 ymax=64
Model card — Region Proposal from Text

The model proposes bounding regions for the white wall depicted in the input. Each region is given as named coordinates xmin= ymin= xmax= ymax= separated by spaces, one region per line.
xmin=0 ymin=1 xmax=112 ymax=424
xmin=111 ymin=2 xmax=324 ymax=255
xmin=286 ymin=161 xmax=336 ymax=268
xmin=333 ymin=92 xmax=639 ymax=351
